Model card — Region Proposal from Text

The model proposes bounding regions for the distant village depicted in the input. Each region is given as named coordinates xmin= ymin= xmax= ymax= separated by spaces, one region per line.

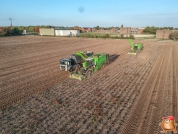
xmin=1 ymin=25 xmax=178 ymax=40
xmin=38 ymin=25 xmax=178 ymax=39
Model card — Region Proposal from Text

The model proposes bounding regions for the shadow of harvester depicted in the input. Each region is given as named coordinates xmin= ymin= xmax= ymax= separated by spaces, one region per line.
xmin=108 ymin=54 xmax=120 ymax=63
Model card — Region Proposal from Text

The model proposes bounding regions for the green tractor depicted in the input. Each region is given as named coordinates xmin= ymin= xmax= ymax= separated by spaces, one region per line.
xmin=128 ymin=40 xmax=143 ymax=55
xmin=59 ymin=51 xmax=109 ymax=80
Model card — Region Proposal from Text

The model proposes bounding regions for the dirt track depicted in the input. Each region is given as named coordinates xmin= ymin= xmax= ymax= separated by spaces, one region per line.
xmin=0 ymin=36 xmax=177 ymax=134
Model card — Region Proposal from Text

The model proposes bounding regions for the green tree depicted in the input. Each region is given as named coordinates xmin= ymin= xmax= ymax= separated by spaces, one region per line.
xmin=12 ymin=27 xmax=22 ymax=35
xmin=105 ymin=34 xmax=110 ymax=38
xmin=143 ymin=26 xmax=159 ymax=34
xmin=27 ymin=26 xmax=35 ymax=32
xmin=95 ymin=26 xmax=100 ymax=30
xmin=18 ymin=26 xmax=25 ymax=31
xmin=150 ymin=26 xmax=156 ymax=34
xmin=6 ymin=27 xmax=13 ymax=36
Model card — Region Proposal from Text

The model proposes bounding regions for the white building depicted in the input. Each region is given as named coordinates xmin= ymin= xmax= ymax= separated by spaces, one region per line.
xmin=55 ymin=30 xmax=80 ymax=36
xmin=39 ymin=28 xmax=80 ymax=36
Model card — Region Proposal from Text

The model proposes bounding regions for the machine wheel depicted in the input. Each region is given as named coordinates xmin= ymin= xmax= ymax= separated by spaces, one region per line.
xmin=81 ymin=68 xmax=86 ymax=75
xmin=69 ymin=67 xmax=73 ymax=72
xmin=86 ymin=70 xmax=92 ymax=78
xmin=74 ymin=64 xmax=81 ymax=73
xmin=91 ymin=67 xmax=95 ymax=73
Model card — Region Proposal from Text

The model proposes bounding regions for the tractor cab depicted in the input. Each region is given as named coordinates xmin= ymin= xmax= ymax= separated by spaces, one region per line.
xmin=60 ymin=58 xmax=72 ymax=71
xmin=84 ymin=51 xmax=94 ymax=57
xmin=85 ymin=58 xmax=94 ymax=67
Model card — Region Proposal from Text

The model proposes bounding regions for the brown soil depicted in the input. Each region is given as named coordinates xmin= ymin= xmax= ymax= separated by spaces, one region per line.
xmin=0 ymin=36 xmax=177 ymax=134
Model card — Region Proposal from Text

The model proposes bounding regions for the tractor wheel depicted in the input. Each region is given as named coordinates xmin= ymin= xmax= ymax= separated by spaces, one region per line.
xmin=74 ymin=64 xmax=81 ymax=73
xmin=69 ymin=67 xmax=73 ymax=72
xmin=91 ymin=67 xmax=95 ymax=73
xmin=86 ymin=70 xmax=92 ymax=78
xmin=81 ymin=68 xmax=86 ymax=75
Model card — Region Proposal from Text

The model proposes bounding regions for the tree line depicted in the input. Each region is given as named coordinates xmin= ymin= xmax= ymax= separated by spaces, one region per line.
xmin=142 ymin=26 xmax=177 ymax=34
xmin=0 ymin=27 xmax=22 ymax=36
xmin=80 ymin=33 xmax=134 ymax=39
xmin=142 ymin=26 xmax=178 ymax=40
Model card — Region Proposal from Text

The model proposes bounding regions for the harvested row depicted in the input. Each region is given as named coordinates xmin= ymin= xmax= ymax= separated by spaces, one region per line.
xmin=121 ymin=43 xmax=178 ymax=134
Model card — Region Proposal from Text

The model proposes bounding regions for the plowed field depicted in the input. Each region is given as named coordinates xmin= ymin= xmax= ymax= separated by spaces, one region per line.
xmin=0 ymin=36 xmax=178 ymax=134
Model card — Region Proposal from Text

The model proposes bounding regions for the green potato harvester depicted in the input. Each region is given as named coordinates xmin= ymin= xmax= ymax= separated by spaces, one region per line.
xmin=59 ymin=51 xmax=109 ymax=80
xmin=128 ymin=40 xmax=143 ymax=55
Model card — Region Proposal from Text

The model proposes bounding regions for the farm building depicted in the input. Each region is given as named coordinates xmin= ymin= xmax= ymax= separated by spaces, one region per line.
xmin=39 ymin=28 xmax=80 ymax=36
xmin=55 ymin=30 xmax=80 ymax=36
xmin=156 ymin=30 xmax=173 ymax=39
xmin=120 ymin=27 xmax=144 ymax=35
xmin=39 ymin=28 xmax=55 ymax=36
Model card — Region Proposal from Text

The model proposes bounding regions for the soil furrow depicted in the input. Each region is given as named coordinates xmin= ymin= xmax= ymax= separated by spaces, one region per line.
xmin=121 ymin=45 xmax=166 ymax=134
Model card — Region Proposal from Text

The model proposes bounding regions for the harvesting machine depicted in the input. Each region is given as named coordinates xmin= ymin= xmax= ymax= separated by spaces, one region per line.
xmin=128 ymin=40 xmax=143 ymax=55
xmin=59 ymin=51 xmax=109 ymax=80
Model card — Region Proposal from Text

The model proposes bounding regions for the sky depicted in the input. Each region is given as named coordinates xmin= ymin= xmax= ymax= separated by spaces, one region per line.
xmin=0 ymin=0 xmax=178 ymax=27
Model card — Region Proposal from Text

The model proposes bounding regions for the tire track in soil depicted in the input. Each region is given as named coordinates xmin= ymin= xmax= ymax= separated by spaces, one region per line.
xmin=169 ymin=44 xmax=178 ymax=134
xmin=121 ymin=44 xmax=175 ymax=134
xmin=171 ymin=44 xmax=178 ymax=117
xmin=144 ymin=45 xmax=171 ymax=134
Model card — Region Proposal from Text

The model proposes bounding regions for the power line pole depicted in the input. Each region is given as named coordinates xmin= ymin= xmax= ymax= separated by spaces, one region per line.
xmin=9 ymin=18 xmax=12 ymax=27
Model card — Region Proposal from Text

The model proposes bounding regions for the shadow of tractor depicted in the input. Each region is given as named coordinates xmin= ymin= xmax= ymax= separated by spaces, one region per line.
xmin=108 ymin=54 xmax=120 ymax=63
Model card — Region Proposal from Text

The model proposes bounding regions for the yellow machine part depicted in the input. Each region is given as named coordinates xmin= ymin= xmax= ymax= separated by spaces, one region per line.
xmin=70 ymin=73 xmax=86 ymax=80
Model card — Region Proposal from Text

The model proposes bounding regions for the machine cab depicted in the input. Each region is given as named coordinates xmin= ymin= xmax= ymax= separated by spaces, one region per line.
xmin=60 ymin=58 xmax=71 ymax=71
xmin=85 ymin=58 xmax=94 ymax=67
